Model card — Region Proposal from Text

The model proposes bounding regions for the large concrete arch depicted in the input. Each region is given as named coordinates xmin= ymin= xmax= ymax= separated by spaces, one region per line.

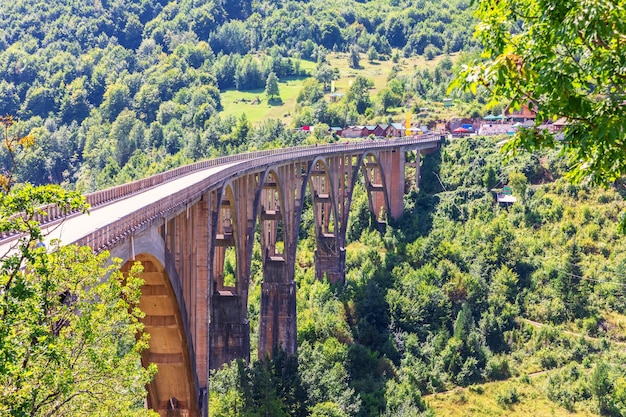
xmin=255 ymin=164 xmax=302 ymax=359
xmin=208 ymin=180 xmax=251 ymax=369
xmin=120 ymin=251 xmax=199 ymax=417
xmin=307 ymin=156 xmax=340 ymax=237
xmin=305 ymin=156 xmax=343 ymax=282
xmin=256 ymin=167 xmax=287 ymax=260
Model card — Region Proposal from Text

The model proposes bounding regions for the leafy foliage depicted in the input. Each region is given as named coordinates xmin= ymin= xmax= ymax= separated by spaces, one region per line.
xmin=211 ymin=135 xmax=626 ymax=415
xmin=0 ymin=0 xmax=478 ymax=189
xmin=453 ymin=0 xmax=626 ymax=186
xmin=0 ymin=118 xmax=155 ymax=416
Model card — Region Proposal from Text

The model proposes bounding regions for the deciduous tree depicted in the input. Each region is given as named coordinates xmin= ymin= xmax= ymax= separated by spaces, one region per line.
xmin=453 ymin=0 xmax=626 ymax=187
xmin=265 ymin=71 xmax=280 ymax=101
xmin=0 ymin=116 xmax=155 ymax=417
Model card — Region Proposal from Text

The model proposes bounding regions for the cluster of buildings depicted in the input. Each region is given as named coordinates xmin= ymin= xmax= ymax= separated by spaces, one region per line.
xmin=298 ymin=122 xmax=446 ymax=138
xmin=297 ymin=104 xmax=569 ymax=139
xmin=451 ymin=104 xmax=568 ymax=137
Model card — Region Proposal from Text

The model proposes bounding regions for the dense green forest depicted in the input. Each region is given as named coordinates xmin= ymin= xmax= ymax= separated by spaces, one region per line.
xmin=208 ymin=137 xmax=626 ymax=417
xmin=0 ymin=0 xmax=477 ymax=190
xmin=4 ymin=1 xmax=626 ymax=416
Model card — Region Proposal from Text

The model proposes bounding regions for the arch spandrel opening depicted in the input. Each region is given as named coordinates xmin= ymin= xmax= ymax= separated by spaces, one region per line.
xmin=213 ymin=185 xmax=238 ymax=295
xmin=307 ymin=158 xmax=343 ymax=283
xmin=309 ymin=159 xmax=338 ymax=239
xmin=260 ymin=170 xmax=286 ymax=263
xmin=336 ymin=154 xmax=361 ymax=236
xmin=359 ymin=152 xmax=390 ymax=226
xmin=121 ymin=254 xmax=197 ymax=417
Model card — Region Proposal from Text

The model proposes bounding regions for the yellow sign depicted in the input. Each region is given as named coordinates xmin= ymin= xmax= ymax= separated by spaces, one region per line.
xmin=405 ymin=112 xmax=411 ymax=130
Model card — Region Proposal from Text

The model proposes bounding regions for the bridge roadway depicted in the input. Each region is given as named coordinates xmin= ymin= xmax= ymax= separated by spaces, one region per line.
xmin=0 ymin=135 xmax=441 ymax=417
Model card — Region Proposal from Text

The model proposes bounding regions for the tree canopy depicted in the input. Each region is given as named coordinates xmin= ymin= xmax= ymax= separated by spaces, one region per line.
xmin=0 ymin=0 xmax=480 ymax=189
xmin=453 ymin=0 xmax=626 ymax=186
xmin=265 ymin=71 xmax=280 ymax=101
xmin=0 ymin=118 xmax=155 ymax=417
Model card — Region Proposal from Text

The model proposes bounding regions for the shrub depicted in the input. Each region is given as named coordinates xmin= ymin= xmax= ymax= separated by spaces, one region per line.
xmin=485 ymin=355 xmax=512 ymax=381
xmin=496 ymin=386 xmax=519 ymax=407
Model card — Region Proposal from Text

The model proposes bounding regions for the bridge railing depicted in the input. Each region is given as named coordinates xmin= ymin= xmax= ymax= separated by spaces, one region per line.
xmin=73 ymin=135 xmax=441 ymax=251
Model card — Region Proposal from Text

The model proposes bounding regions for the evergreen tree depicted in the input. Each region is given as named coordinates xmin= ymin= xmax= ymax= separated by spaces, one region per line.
xmin=265 ymin=71 xmax=280 ymax=101
xmin=348 ymin=45 xmax=361 ymax=69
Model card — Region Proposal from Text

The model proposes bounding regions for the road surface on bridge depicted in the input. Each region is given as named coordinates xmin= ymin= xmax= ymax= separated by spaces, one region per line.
xmin=0 ymin=162 xmax=238 ymax=257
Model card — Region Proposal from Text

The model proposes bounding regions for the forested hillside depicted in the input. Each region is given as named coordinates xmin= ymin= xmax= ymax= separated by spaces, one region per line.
xmin=208 ymin=137 xmax=626 ymax=417
xmin=6 ymin=1 xmax=626 ymax=416
xmin=0 ymin=0 xmax=476 ymax=190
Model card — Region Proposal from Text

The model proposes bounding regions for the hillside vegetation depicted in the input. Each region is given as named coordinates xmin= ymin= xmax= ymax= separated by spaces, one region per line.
xmin=208 ymin=136 xmax=626 ymax=416
xmin=0 ymin=0 xmax=477 ymax=190
xmin=4 ymin=2 xmax=626 ymax=416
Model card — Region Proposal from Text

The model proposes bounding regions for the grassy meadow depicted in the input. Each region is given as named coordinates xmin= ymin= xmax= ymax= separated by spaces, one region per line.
xmin=325 ymin=51 xmax=457 ymax=96
xmin=217 ymin=51 xmax=457 ymax=126
xmin=426 ymin=374 xmax=598 ymax=417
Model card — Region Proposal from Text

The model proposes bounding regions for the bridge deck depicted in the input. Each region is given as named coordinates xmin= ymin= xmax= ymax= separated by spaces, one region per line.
xmin=0 ymin=136 xmax=441 ymax=256
xmin=47 ymin=163 xmax=238 ymax=247
xmin=0 ymin=163 xmax=236 ymax=256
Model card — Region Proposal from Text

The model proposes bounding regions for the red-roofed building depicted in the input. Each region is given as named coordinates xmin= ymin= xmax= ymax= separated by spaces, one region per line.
xmin=504 ymin=103 xmax=537 ymax=123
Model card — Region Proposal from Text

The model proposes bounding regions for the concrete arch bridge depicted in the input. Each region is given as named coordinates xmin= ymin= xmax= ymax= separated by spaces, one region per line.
xmin=0 ymin=136 xmax=440 ymax=416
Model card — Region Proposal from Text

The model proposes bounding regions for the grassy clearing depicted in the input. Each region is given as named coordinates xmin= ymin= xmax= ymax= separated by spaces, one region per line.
xmin=326 ymin=51 xmax=458 ymax=97
xmin=602 ymin=311 xmax=626 ymax=342
xmin=218 ymin=59 xmax=317 ymax=124
xmin=219 ymin=77 xmax=304 ymax=124
xmin=426 ymin=373 xmax=597 ymax=417
xmin=218 ymin=52 xmax=458 ymax=126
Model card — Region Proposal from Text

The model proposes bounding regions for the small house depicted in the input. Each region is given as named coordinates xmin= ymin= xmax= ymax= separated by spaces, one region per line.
xmin=496 ymin=185 xmax=517 ymax=205
xmin=551 ymin=117 xmax=568 ymax=132
xmin=387 ymin=122 xmax=405 ymax=137
xmin=504 ymin=103 xmax=537 ymax=123
xmin=329 ymin=93 xmax=344 ymax=103
xmin=342 ymin=125 xmax=366 ymax=138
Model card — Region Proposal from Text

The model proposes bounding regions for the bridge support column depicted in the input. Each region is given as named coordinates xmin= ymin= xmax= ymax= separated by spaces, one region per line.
xmin=379 ymin=148 xmax=406 ymax=221
xmin=209 ymin=294 xmax=250 ymax=367
xmin=257 ymin=163 xmax=307 ymax=360
xmin=208 ymin=175 xmax=258 ymax=369
xmin=314 ymin=235 xmax=346 ymax=283
xmin=259 ymin=260 xmax=297 ymax=358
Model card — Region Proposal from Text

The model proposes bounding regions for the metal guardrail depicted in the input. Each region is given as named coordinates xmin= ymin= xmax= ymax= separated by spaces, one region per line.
xmin=2 ymin=135 xmax=441 ymax=250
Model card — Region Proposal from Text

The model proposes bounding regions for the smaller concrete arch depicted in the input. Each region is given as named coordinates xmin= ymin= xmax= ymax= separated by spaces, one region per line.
xmin=120 ymin=253 xmax=198 ymax=417
xmin=303 ymin=156 xmax=346 ymax=283
xmin=212 ymin=182 xmax=239 ymax=293
xmin=306 ymin=156 xmax=340 ymax=239
xmin=256 ymin=167 xmax=287 ymax=261
xmin=356 ymin=150 xmax=392 ymax=225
